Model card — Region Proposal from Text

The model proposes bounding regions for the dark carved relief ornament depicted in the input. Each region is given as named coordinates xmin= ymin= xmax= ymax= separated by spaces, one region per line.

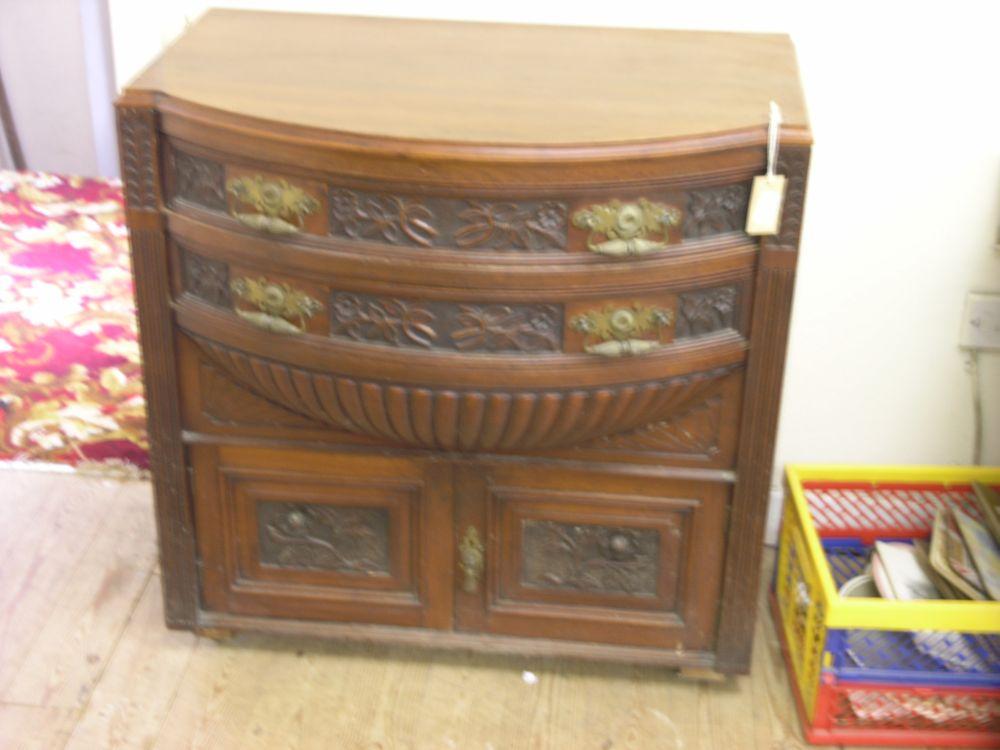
xmin=453 ymin=201 xmax=566 ymax=250
xmin=775 ymin=148 xmax=809 ymax=248
xmin=329 ymin=292 xmax=561 ymax=353
xmin=171 ymin=150 xmax=227 ymax=210
xmin=182 ymin=251 xmax=231 ymax=308
xmin=674 ymin=286 xmax=739 ymax=339
xmin=118 ymin=108 xmax=158 ymax=211
xmin=329 ymin=188 xmax=568 ymax=251
xmin=328 ymin=190 xmax=438 ymax=247
xmin=683 ymin=184 xmax=750 ymax=239
xmin=521 ymin=520 xmax=661 ymax=596
xmin=257 ymin=502 xmax=390 ymax=574
xmin=586 ymin=395 xmax=723 ymax=456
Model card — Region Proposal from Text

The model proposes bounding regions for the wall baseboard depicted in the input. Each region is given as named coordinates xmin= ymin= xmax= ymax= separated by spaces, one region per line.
xmin=763 ymin=483 xmax=785 ymax=547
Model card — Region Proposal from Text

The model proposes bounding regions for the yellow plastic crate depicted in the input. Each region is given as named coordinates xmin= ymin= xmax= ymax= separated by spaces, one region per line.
xmin=773 ymin=465 xmax=1000 ymax=746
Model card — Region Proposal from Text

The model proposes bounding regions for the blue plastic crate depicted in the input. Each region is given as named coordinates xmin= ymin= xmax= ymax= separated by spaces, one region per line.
xmin=819 ymin=541 xmax=1000 ymax=689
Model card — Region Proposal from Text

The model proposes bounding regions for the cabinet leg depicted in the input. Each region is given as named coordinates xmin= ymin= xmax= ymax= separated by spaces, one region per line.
xmin=196 ymin=626 xmax=235 ymax=642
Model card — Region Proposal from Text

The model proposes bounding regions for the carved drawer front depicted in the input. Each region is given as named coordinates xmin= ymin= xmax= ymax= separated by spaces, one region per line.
xmin=165 ymin=142 xmax=753 ymax=254
xmin=177 ymin=244 xmax=750 ymax=352
xmin=453 ymin=464 xmax=729 ymax=650
xmin=191 ymin=444 xmax=452 ymax=628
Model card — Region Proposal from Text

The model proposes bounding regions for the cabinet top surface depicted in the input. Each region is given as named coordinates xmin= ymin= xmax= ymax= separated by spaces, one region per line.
xmin=128 ymin=10 xmax=809 ymax=146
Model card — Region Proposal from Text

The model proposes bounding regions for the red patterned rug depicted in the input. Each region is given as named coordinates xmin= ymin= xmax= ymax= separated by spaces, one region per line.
xmin=0 ymin=171 xmax=148 ymax=476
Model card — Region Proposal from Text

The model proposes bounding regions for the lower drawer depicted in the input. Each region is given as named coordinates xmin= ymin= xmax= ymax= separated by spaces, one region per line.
xmin=191 ymin=444 xmax=453 ymax=629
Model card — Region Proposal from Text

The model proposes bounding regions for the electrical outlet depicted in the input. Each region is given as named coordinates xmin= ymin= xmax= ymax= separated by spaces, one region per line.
xmin=960 ymin=292 xmax=1000 ymax=350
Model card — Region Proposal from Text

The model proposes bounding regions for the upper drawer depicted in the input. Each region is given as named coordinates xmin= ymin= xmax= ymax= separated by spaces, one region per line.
xmin=163 ymin=138 xmax=755 ymax=259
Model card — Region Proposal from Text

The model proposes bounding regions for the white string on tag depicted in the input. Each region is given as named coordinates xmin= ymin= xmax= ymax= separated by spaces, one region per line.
xmin=745 ymin=100 xmax=787 ymax=236
xmin=766 ymin=100 xmax=782 ymax=178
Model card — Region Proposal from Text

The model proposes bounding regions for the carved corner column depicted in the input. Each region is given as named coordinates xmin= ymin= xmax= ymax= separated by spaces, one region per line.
xmin=117 ymin=94 xmax=198 ymax=627
xmin=714 ymin=146 xmax=810 ymax=672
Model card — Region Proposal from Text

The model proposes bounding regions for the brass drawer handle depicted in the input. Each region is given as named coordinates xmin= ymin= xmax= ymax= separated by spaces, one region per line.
xmin=583 ymin=339 xmax=662 ymax=357
xmin=233 ymin=212 xmax=302 ymax=235
xmin=226 ymin=175 xmax=320 ymax=235
xmin=572 ymin=199 xmax=681 ymax=257
xmin=458 ymin=526 xmax=485 ymax=593
xmin=230 ymin=277 xmax=323 ymax=334
xmin=572 ymin=305 xmax=673 ymax=357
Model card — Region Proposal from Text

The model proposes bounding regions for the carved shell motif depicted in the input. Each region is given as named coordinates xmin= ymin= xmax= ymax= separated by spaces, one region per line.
xmin=191 ymin=334 xmax=738 ymax=451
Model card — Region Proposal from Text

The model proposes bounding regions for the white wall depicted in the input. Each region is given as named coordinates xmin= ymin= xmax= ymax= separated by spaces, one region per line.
xmin=0 ymin=0 xmax=117 ymax=176
xmin=107 ymin=2 xmax=1000 ymax=530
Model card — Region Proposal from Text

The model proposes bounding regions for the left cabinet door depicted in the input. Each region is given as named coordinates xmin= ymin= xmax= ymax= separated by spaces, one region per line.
xmin=191 ymin=444 xmax=453 ymax=628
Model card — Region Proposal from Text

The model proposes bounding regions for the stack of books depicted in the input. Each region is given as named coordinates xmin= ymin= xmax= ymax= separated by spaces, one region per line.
xmin=853 ymin=482 xmax=1000 ymax=602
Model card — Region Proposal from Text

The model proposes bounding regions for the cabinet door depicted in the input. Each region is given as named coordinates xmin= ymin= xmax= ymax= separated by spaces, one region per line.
xmin=453 ymin=463 xmax=728 ymax=650
xmin=192 ymin=444 xmax=452 ymax=628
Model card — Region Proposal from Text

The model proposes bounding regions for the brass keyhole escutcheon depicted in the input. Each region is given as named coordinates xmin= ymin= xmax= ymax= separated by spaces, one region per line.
xmin=458 ymin=526 xmax=485 ymax=593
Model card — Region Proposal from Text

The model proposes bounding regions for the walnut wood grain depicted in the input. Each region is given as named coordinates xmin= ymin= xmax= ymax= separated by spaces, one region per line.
xmin=167 ymin=209 xmax=760 ymax=299
xmin=454 ymin=463 xmax=728 ymax=650
xmin=193 ymin=444 xmax=453 ymax=629
xmin=191 ymin=333 xmax=739 ymax=451
xmin=714 ymin=145 xmax=810 ymax=672
xmin=117 ymin=97 xmax=197 ymax=628
xmin=128 ymin=10 xmax=808 ymax=145
xmin=176 ymin=295 xmax=747 ymax=390
xmin=120 ymin=14 xmax=809 ymax=675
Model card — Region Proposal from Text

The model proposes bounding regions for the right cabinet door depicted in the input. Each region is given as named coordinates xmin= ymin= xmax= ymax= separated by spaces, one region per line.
xmin=453 ymin=462 xmax=730 ymax=650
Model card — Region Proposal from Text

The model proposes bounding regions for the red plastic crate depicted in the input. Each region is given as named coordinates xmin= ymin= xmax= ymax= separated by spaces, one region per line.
xmin=771 ymin=594 xmax=1000 ymax=747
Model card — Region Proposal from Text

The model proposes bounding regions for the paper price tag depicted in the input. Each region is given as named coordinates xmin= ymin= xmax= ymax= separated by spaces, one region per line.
xmin=746 ymin=100 xmax=787 ymax=236
xmin=746 ymin=174 xmax=786 ymax=236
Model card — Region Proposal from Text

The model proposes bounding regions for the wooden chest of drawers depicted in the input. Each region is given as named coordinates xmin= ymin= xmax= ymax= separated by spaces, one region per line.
xmin=116 ymin=10 xmax=810 ymax=674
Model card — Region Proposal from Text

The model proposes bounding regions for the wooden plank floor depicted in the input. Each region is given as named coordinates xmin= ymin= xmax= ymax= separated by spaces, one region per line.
xmin=0 ymin=470 xmax=948 ymax=750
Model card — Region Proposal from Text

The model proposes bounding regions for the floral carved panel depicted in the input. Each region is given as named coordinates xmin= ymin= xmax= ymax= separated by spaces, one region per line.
xmin=257 ymin=501 xmax=390 ymax=574
xmin=170 ymin=150 xmax=227 ymax=211
xmin=674 ymin=286 xmax=740 ymax=339
xmin=682 ymin=184 xmax=749 ymax=239
xmin=182 ymin=250 xmax=231 ymax=308
xmin=329 ymin=188 xmax=568 ymax=251
xmin=329 ymin=292 xmax=562 ymax=353
xmin=521 ymin=520 xmax=661 ymax=596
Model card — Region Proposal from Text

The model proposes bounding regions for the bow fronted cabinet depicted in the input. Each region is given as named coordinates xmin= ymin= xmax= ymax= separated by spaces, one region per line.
xmin=118 ymin=10 xmax=809 ymax=675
